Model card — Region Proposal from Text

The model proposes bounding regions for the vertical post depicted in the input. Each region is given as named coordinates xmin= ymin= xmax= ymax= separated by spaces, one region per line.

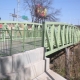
xmin=57 ymin=25 xmax=60 ymax=47
xmin=42 ymin=22 xmax=47 ymax=71
xmin=23 ymin=28 xmax=25 ymax=51
xmin=65 ymin=47 xmax=70 ymax=80
xmin=17 ymin=0 xmax=20 ymax=21
xmin=50 ymin=24 xmax=54 ymax=50
xmin=42 ymin=22 xmax=46 ymax=59
xmin=13 ymin=8 xmax=15 ymax=21
xmin=34 ymin=24 xmax=36 ymax=48
xmin=38 ymin=25 xmax=40 ymax=37
xmin=32 ymin=25 xmax=34 ymax=38
xmin=71 ymin=48 xmax=76 ymax=79
xmin=62 ymin=25 xmax=65 ymax=46
xmin=10 ymin=27 xmax=12 ymax=55
xmin=42 ymin=22 xmax=45 ymax=47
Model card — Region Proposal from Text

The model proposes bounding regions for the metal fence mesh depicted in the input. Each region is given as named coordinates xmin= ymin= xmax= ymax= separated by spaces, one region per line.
xmin=0 ymin=25 xmax=43 ymax=56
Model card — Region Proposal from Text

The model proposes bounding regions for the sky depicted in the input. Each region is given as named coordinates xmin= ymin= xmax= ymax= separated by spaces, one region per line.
xmin=0 ymin=0 xmax=80 ymax=25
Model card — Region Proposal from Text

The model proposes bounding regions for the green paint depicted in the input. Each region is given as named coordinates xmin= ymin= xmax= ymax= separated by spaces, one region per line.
xmin=0 ymin=21 xmax=80 ymax=56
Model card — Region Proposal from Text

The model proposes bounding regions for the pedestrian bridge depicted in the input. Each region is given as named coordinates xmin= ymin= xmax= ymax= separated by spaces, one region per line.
xmin=0 ymin=21 xmax=80 ymax=80
xmin=0 ymin=21 xmax=80 ymax=56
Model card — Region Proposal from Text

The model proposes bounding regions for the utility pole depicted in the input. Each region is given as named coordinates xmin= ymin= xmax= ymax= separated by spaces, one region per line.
xmin=13 ymin=8 xmax=15 ymax=21
xmin=10 ymin=8 xmax=17 ymax=21
xmin=17 ymin=0 xmax=20 ymax=21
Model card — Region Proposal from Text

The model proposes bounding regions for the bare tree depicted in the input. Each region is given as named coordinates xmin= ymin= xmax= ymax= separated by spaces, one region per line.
xmin=24 ymin=0 xmax=60 ymax=23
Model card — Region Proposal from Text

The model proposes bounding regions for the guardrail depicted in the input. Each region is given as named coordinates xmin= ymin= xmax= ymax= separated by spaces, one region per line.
xmin=43 ymin=22 xmax=80 ymax=56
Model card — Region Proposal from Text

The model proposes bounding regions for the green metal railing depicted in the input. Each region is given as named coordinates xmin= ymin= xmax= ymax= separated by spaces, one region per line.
xmin=0 ymin=21 xmax=80 ymax=57
xmin=0 ymin=21 xmax=42 ymax=56
xmin=43 ymin=22 xmax=80 ymax=56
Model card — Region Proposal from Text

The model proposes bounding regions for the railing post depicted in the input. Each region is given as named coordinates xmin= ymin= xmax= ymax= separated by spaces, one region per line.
xmin=62 ymin=25 xmax=65 ymax=46
xmin=23 ymin=28 xmax=25 ymax=51
xmin=42 ymin=22 xmax=46 ymax=58
xmin=10 ymin=27 xmax=12 ymax=55
xmin=34 ymin=25 xmax=36 ymax=48
xmin=42 ymin=22 xmax=45 ymax=47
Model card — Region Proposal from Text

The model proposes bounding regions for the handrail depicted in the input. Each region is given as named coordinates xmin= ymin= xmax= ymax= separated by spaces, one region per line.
xmin=43 ymin=22 xmax=80 ymax=56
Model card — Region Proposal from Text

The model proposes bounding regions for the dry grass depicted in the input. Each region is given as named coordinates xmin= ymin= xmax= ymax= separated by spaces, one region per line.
xmin=51 ymin=44 xmax=80 ymax=80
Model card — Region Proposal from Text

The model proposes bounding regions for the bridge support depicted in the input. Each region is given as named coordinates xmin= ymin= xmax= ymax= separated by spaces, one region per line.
xmin=65 ymin=48 xmax=70 ymax=80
